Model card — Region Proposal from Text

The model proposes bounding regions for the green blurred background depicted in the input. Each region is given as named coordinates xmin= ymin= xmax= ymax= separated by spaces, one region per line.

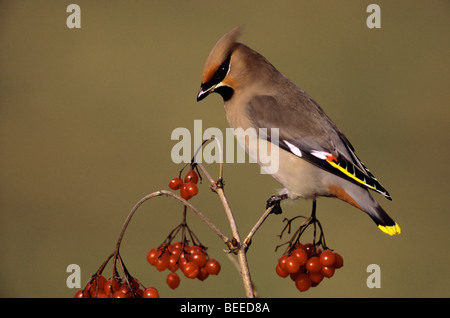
xmin=0 ymin=1 xmax=449 ymax=298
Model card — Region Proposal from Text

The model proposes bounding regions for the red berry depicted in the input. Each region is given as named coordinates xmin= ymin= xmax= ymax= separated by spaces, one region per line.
xmin=205 ymin=259 xmax=221 ymax=275
xmin=74 ymin=289 xmax=85 ymax=298
xmin=180 ymin=184 xmax=192 ymax=200
xmin=136 ymin=288 xmax=144 ymax=298
xmin=184 ymin=169 xmax=199 ymax=184
xmin=131 ymin=277 xmax=141 ymax=290
xmin=289 ymin=267 xmax=305 ymax=281
xmin=85 ymin=283 xmax=98 ymax=298
xmin=170 ymin=241 xmax=182 ymax=250
xmin=278 ymin=254 xmax=289 ymax=271
xmin=113 ymin=290 xmax=130 ymax=298
xmin=121 ymin=284 xmax=132 ymax=293
xmin=295 ymin=273 xmax=312 ymax=292
xmin=187 ymin=245 xmax=203 ymax=255
xmin=185 ymin=182 xmax=199 ymax=197
xmin=294 ymin=242 xmax=305 ymax=250
xmin=189 ymin=251 xmax=207 ymax=267
xmin=306 ymin=256 xmax=322 ymax=274
xmin=303 ymin=243 xmax=315 ymax=258
xmin=143 ymin=287 xmax=159 ymax=298
xmin=284 ymin=256 xmax=301 ymax=274
xmin=334 ymin=253 xmax=344 ymax=269
xmin=178 ymin=255 xmax=188 ymax=268
xmin=104 ymin=278 xmax=121 ymax=296
xmin=291 ymin=248 xmax=308 ymax=266
xmin=308 ymin=271 xmax=324 ymax=284
xmin=321 ymin=265 xmax=335 ymax=278
xmin=86 ymin=275 xmax=107 ymax=297
xmin=182 ymin=261 xmax=199 ymax=279
xmin=196 ymin=266 xmax=210 ymax=281
xmin=159 ymin=244 xmax=170 ymax=254
xmin=167 ymin=255 xmax=180 ymax=272
xmin=170 ymin=247 xmax=182 ymax=259
xmin=320 ymin=250 xmax=336 ymax=267
xmin=155 ymin=253 xmax=170 ymax=272
xmin=166 ymin=272 xmax=180 ymax=289
xmin=95 ymin=275 xmax=107 ymax=291
xmin=147 ymin=248 xmax=159 ymax=266
xmin=94 ymin=291 xmax=109 ymax=298
xmin=169 ymin=177 xmax=183 ymax=190
xmin=276 ymin=263 xmax=289 ymax=278
xmin=168 ymin=242 xmax=182 ymax=256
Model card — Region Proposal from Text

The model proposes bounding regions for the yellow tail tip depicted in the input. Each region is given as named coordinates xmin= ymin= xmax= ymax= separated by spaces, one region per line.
xmin=378 ymin=223 xmax=401 ymax=236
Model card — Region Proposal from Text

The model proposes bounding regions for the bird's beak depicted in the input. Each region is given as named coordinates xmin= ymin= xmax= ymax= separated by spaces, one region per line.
xmin=196 ymin=83 xmax=215 ymax=102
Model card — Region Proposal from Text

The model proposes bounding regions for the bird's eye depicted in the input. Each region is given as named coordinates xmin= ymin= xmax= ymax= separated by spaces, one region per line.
xmin=212 ymin=55 xmax=231 ymax=84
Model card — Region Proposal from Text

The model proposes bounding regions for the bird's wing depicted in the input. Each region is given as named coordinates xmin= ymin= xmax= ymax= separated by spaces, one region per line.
xmin=246 ymin=94 xmax=392 ymax=200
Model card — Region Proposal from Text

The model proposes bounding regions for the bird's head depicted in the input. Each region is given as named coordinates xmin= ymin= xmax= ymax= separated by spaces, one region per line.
xmin=197 ymin=26 xmax=256 ymax=103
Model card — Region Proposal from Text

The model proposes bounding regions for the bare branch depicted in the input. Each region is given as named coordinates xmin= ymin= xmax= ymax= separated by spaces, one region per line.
xmin=114 ymin=190 xmax=229 ymax=255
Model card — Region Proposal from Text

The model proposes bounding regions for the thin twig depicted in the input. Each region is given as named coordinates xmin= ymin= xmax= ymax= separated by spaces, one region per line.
xmin=196 ymin=163 xmax=240 ymax=244
xmin=196 ymin=163 xmax=256 ymax=298
xmin=244 ymin=205 xmax=274 ymax=247
xmin=114 ymin=190 xmax=229 ymax=255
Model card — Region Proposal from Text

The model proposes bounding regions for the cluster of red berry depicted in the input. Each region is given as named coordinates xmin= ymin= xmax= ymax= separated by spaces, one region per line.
xmin=147 ymin=242 xmax=221 ymax=289
xmin=169 ymin=169 xmax=200 ymax=200
xmin=276 ymin=242 xmax=343 ymax=292
xmin=74 ymin=274 xmax=159 ymax=298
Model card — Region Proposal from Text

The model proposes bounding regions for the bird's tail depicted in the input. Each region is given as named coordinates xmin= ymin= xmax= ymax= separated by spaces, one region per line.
xmin=345 ymin=186 xmax=401 ymax=236
xmin=356 ymin=191 xmax=401 ymax=235
xmin=368 ymin=202 xmax=401 ymax=235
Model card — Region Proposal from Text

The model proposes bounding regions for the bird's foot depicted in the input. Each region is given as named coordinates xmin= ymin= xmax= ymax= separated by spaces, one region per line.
xmin=266 ymin=194 xmax=288 ymax=215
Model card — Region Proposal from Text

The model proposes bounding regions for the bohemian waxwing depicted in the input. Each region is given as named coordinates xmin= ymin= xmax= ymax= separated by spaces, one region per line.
xmin=196 ymin=26 xmax=400 ymax=236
